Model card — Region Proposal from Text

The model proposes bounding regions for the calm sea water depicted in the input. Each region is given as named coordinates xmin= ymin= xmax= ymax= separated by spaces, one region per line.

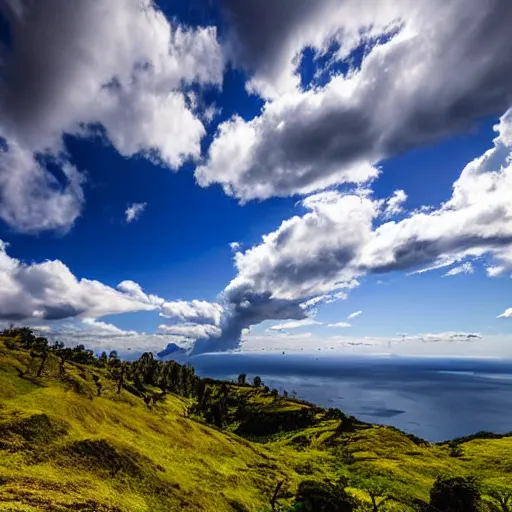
xmin=189 ymin=353 xmax=512 ymax=442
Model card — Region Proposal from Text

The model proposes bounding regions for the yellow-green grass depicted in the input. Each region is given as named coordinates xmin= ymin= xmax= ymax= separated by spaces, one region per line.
xmin=1 ymin=338 xmax=511 ymax=511
xmin=0 ymin=341 xmax=286 ymax=511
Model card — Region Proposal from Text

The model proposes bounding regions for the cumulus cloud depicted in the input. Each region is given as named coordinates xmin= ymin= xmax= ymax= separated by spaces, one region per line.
xmin=384 ymin=190 xmax=407 ymax=218
xmin=81 ymin=318 xmax=137 ymax=335
xmin=444 ymin=262 xmax=475 ymax=277
xmin=189 ymin=292 xmax=308 ymax=355
xmin=0 ymin=144 xmax=85 ymax=233
xmin=116 ymin=280 xmax=164 ymax=308
xmin=269 ymin=318 xmax=321 ymax=331
xmin=0 ymin=240 xmax=163 ymax=321
xmin=42 ymin=324 xmax=190 ymax=358
xmin=189 ymin=108 xmax=512 ymax=354
xmin=160 ymin=300 xmax=224 ymax=326
xmin=357 ymin=110 xmax=512 ymax=275
xmin=199 ymin=0 xmax=512 ymax=200
xmin=328 ymin=322 xmax=352 ymax=328
xmin=0 ymin=0 xmax=223 ymax=232
xmin=125 ymin=202 xmax=146 ymax=223
xmin=498 ymin=308 xmax=512 ymax=319
xmin=157 ymin=323 xmax=221 ymax=339
xmin=347 ymin=311 xmax=363 ymax=320
xmin=226 ymin=191 xmax=373 ymax=301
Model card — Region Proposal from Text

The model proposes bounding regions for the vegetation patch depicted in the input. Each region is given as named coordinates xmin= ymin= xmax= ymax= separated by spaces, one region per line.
xmin=62 ymin=439 xmax=154 ymax=478
xmin=0 ymin=413 xmax=69 ymax=449
xmin=1 ymin=329 xmax=512 ymax=511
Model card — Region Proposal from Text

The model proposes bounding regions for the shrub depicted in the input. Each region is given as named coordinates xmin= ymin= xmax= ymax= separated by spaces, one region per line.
xmin=294 ymin=479 xmax=358 ymax=512
xmin=429 ymin=476 xmax=481 ymax=512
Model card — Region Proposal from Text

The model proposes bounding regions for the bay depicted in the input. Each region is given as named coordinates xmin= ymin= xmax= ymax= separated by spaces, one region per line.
xmin=190 ymin=353 xmax=512 ymax=442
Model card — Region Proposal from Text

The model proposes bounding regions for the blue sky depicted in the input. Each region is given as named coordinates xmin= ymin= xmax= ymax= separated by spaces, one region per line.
xmin=0 ymin=0 xmax=511 ymax=357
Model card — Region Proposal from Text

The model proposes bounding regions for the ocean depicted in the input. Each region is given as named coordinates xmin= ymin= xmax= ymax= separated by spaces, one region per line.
xmin=190 ymin=353 xmax=512 ymax=442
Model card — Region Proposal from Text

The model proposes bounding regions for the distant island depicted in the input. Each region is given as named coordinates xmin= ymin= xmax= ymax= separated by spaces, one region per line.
xmin=0 ymin=327 xmax=511 ymax=512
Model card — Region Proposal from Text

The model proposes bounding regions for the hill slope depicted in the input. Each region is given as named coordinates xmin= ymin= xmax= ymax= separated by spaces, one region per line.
xmin=0 ymin=336 xmax=511 ymax=511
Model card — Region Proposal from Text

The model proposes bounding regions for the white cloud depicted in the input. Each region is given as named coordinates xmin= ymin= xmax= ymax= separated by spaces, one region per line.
xmin=116 ymin=280 xmax=164 ymax=307
xmin=328 ymin=322 xmax=352 ymax=328
xmin=42 ymin=323 xmax=190 ymax=357
xmin=157 ymin=323 xmax=221 ymax=339
xmin=199 ymin=0 xmax=512 ymax=201
xmin=269 ymin=318 xmax=321 ymax=331
xmin=300 ymin=291 xmax=348 ymax=310
xmin=240 ymin=330 xmax=505 ymax=357
xmin=357 ymin=110 xmax=512 ymax=276
xmin=125 ymin=202 xmax=147 ymax=223
xmin=347 ymin=310 xmax=363 ymax=320
xmin=0 ymin=144 xmax=85 ymax=233
xmin=384 ymin=190 xmax=407 ymax=218
xmin=0 ymin=239 xmax=163 ymax=321
xmin=192 ymin=108 xmax=512 ymax=353
xmin=0 ymin=0 xmax=223 ymax=232
xmin=498 ymin=308 xmax=512 ymax=319
xmin=81 ymin=318 xmax=136 ymax=336
xmin=229 ymin=241 xmax=241 ymax=251
xmin=160 ymin=299 xmax=224 ymax=326
xmin=444 ymin=262 xmax=475 ymax=277
xmin=487 ymin=265 xmax=506 ymax=277
xmin=225 ymin=191 xmax=374 ymax=301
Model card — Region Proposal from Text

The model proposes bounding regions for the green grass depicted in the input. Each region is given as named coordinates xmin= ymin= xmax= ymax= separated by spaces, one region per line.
xmin=0 ymin=339 xmax=511 ymax=511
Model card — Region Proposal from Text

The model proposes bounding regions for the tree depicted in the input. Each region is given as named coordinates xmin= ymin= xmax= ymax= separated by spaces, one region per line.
xmin=116 ymin=363 xmax=126 ymax=394
xmin=29 ymin=336 xmax=49 ymax=378
xmin=52 ymin=341 xmax=64 ymax=350
xmin=350 ymin=469 xmax=401 ymax=511
xmin=253 ymin=375 xmax=262 ymax=387
xmin=448 ymin=441 xmax=464 ymax=457
xmin=294 ymin=478 xmax=358 ymax=512
xmin=237 ymin=373 xmax=247 ymax=385
xmin=98 ymin=351 xmax=108 ymax=367
xmin=92 ymin=375 xmax=102 ymax=396
xmin=429 ymin=476 xmax=481 ymax=512
xmin=270 ymin=480 xmax=285 ymax=511
xmin=36 ymin=348 xmax=49 ymax=378
xmin=57 ymin=347 xmax=72 ymax=377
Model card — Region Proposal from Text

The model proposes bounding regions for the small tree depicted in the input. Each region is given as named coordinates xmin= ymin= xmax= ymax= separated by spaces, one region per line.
xmin=270 ymin=480 xmax=285 ymax=511
xmin=237 ymin=373 xmax=247 ymax=385
xmin=295 ymin=478 xmax=358 ymax=512
xmin=37 ymin=349 xmax=49 ymax=378
xmin=253 ymin=375 xmax=262 ymax=387
xmin=350 ymin=467 xmax=404 ymax=511
xmin=116 ymin=363 xmax=126 ymax=394
xmin=98 ymin=351 xmax=108 ymax=367
xmin=92 ymin=375 xmax=102 ymax=397
xmin=429 ymin=476 xmax=481 ymax=512
xmin=448 ymin=441 xmax=464 ymax=458
xmin=29 ymin=336 xmax=49 ymax=378
xmin=57 ymin=347 xmax=72 ymax=377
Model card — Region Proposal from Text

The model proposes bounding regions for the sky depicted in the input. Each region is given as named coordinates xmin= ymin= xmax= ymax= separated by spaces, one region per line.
xmin=0 ymin=0 xmax=512 ymax=358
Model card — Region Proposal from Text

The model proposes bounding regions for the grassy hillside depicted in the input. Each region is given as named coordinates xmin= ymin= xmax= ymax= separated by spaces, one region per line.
xmin=0 ymin=334 xmax=511 ymax=512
